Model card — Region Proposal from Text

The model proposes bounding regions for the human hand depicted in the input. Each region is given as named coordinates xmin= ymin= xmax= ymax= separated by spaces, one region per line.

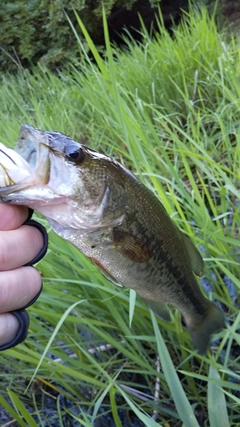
xmin=0 ymin=205 xmax=48 ymax=351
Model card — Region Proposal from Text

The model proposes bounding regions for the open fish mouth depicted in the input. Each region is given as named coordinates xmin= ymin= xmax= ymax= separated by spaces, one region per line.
xmin=0 ymin=143 xmax=30 ymax=186
xmin=0 ymin=124 xmax=50 ymax=196
xmin=0 ymin=124 xmax=111 ymax=228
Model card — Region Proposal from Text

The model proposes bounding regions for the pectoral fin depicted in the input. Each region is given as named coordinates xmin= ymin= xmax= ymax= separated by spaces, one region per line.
xmin=141 ymin=297 xmax=171 ymax=322
xmin=112 ymin=229 xmax=151 ymax=263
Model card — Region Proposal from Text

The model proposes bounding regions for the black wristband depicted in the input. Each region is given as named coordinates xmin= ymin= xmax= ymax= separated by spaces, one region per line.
xmin=0 ymin=309 xmax=29 ymax=351
xmin=23 ymin=220 xmax=48 ymax=266
xmin=26 ymin=208 xmax=34 ymax=221
xmin=23 ymin=276 xmax=43 ymax=309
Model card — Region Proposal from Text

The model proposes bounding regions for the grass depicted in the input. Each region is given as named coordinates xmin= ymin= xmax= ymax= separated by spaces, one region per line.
xmin=0 ymin=5 xmax=240 ymax=426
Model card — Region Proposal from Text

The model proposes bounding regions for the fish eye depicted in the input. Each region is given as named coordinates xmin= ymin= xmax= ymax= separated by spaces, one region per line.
xmin=66 ymin=147 xmax=85 ymax=163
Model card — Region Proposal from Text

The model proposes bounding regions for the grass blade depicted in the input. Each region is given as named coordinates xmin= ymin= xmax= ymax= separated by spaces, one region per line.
xmin=0 ymin=392 xmax=37 ymax=427
xmin=117 ymin=386 xmax=163 ymax=427
xmin=208 ymin=365 xmax=230 ymax=427
xmin=151 ymin=312 xmax=200 ymax=427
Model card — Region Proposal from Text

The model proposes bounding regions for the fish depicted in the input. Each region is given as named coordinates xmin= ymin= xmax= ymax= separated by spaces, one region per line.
xmin=0 ymin=124 xmax=225 ymax=354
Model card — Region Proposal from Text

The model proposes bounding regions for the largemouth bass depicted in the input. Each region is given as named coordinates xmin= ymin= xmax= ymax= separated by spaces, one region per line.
xmin=0 ymin=124 xmax=225 ymax=354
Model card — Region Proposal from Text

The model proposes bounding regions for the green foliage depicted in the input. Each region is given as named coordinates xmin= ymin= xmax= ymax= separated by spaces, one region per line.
xmin=0 ymin=0 xmax=142 ymax=72
xmin=0 ymin=1 xmax=238 ymax=73
xmin=0 ymin=6 xmax=240 ymax=426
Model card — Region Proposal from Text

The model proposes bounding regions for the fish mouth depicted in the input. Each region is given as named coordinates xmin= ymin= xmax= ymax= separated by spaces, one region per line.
xmin=0 ymin=124 xmax=51 ymax=197
xmin=0 ymin=124 xmax=87 ymax=227
xmin=0 ymin=124 xmax=126 ymax=230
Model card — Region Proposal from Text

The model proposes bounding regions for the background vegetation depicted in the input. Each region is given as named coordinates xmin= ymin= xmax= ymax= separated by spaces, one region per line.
xmin=0 ymin=0 xmax=162 ymax=72
xmin=0 ymin=5 xmax=240 ymax=427
xmin=1 ymin=0 xmax=239 ymax=73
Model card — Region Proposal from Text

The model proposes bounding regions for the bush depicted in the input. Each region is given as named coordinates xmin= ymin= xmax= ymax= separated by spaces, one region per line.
xmin=0 ymin=0 xmax=145 ymax=72
xmin=0 ymin=0 xmax=190 ymax=72
xmin=1 ymin=1 xmax=239 ymax=73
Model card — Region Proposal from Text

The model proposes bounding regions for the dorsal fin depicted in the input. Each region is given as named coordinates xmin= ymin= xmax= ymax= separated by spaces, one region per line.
xmin=180 ymin=232 xmax=204 ymax=277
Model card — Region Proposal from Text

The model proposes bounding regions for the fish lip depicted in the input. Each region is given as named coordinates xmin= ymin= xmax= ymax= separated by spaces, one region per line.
xmin=16 ymin=124 xmax=50 ymax=174
xmin=0 ymin=125 xmax=51 ymax=195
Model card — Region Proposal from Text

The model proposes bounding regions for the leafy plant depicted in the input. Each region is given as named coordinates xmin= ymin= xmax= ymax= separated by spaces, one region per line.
xmin=0 ymin=6 xmax=239 ymax=426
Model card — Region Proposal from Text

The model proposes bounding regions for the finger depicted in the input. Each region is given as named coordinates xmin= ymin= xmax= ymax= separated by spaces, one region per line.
xmin=0 ymin=225 xmax=44 ymax=270
xmin=0 ymin=313 xmax=20 ymax=346
xmin=0 ymin=205 xmax=29 ymax=230
xmin=0 ymin=267 xmax=42 ymax=313
xmin=0 ymin=310 xmax=30 ymax=351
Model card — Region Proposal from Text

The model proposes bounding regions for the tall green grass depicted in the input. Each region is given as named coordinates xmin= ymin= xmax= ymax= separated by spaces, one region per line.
xmin=0 ymin=6 xmax=240 ymax=426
